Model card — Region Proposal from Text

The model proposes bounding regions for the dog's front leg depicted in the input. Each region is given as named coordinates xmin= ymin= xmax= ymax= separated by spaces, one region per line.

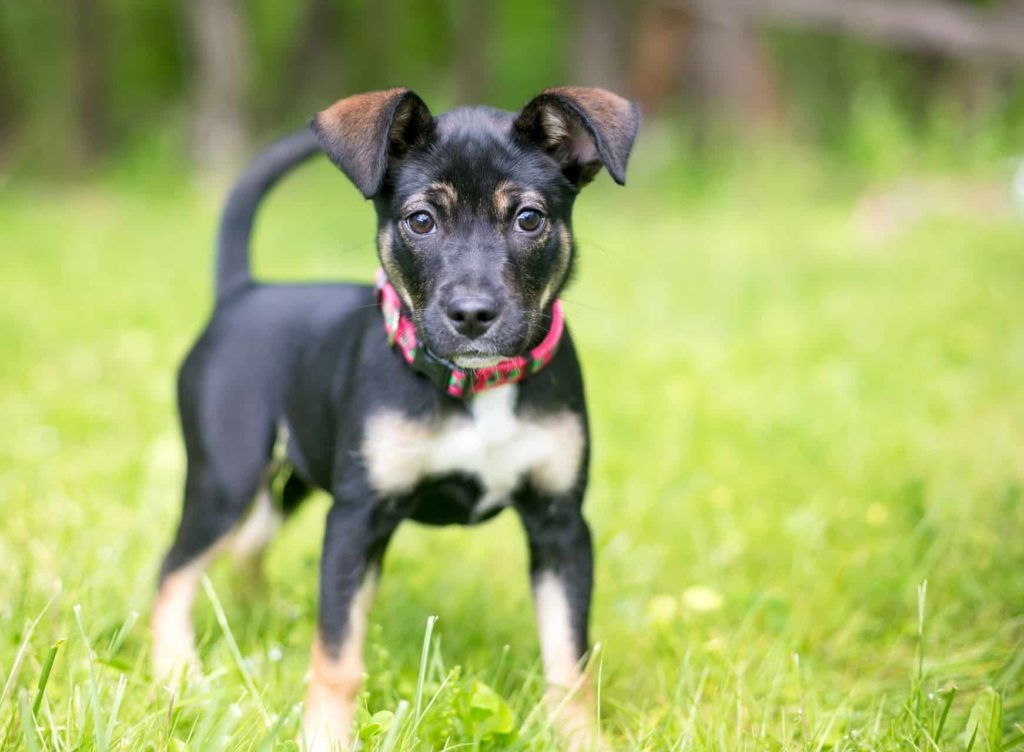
xmin=302 ymin=492 xmax=395 ymax=751
xmin=516 ymin=491 xmax=599 ymax=750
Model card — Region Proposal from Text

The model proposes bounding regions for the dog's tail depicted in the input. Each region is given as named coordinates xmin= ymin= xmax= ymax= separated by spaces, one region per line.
xmin=216 ymin=128 xmax=322 ymax=303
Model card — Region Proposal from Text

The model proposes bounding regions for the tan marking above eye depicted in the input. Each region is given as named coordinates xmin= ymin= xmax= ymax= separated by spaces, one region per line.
xmin=398 ymin=192 xmax=429 ymax=216
xmin=516 ymin=191 xmax=547 ymax=213
xmin=398 ymin=184 xmax=456 ymax=220
xmin=426 ymin=182 xmax=458 ymax=212
xmin=493 ymin=180 xmax=516 ymax=217
xmin=494 ymin=182 xmax=549 ymax=218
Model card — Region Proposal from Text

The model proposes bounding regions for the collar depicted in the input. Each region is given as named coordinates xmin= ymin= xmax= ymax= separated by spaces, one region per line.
xmin=375 ymin=269 xmax=564 ymax=399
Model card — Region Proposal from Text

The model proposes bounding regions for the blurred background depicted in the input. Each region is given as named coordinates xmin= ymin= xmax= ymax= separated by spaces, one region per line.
xmin=1 ymin=1 xmax=1023 ymax=748
xmin=2 ymin=0 xmax=1024 ymax=179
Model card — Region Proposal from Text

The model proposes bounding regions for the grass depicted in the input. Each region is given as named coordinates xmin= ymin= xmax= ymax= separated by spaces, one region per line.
xmin=0 ymin=141 xmax=1022 ymax=750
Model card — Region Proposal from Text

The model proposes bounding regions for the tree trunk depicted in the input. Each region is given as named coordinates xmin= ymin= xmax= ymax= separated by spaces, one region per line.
xmin=358 ymin=0 xmax=396 ymax=89
xmin=68 ymin=0 xmax=110 ymax=164
xmin=631 ymin=2 xmax=691 ymax=114
xmin=454 ymin=0 xmax=492 ymax=104
xmin=569 ymin=0 xmax=627 ymax=91
xmin=686 ymin=4 xmax=779 ymax=130
xmin=951 ymin=0 xmax=1024 ymax=128
xmin=0 ymin=31 xmax=17 ymax=162
xmin=675 ymin=0 xmax=1024 ymax=64
xmin=280 ymin=0 xmax=345 ymax=116
xmin=185 ymin=0 xmax=249 ymax=171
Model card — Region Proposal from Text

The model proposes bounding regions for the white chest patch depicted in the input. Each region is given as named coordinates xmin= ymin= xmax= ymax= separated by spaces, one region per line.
xmin=362 ymin=385 xmax=584 ymax=514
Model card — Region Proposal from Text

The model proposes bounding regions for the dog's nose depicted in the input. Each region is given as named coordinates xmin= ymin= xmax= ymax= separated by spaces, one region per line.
xmin=446 ymin=296 xmax=499 ymax=339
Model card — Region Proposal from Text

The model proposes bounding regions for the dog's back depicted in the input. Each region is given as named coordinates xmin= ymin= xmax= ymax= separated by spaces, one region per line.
xmin=165 ymin=132 xmax=373 ymax=579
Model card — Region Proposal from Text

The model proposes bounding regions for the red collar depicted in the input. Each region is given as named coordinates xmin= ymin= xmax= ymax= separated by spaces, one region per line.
xmin=375 ymin=269 xmax=565 ymax=398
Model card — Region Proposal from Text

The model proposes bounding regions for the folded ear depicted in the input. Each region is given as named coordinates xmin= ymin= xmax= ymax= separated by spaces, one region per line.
xmin=312 ymin=88 xmax=434 ymax=198
xmin=513 ymin=87 xmax=640 ymax=188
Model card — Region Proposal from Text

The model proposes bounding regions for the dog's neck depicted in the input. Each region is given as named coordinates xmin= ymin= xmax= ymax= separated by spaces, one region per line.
xmin=374 ymin=269 xmax=564 ymax=399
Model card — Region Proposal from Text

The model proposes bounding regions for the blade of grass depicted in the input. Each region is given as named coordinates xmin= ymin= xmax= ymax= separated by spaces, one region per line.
xmin=19 ymin=689 xmax=41 ymax=752
xmin=813 ymin=711 xmax=839 ymax=752
xmin=966 ymin=723 xmax=979 ymax=752
xmin=200 ymin=575 xmax=272 ymax=727
xmin=0 ymin=595 xmax=56 ymax=710
xmin=914 ymin=579 xmax=928 ymax=734
xmin=106 ymin=611 xmax=138 ymax=658
xmin=414 ymin=615 xmax=437 ymax=723
xmin=935 ymin=685 xmax=956 ymax=741
xmin=104 ymin=673 xmax=127 ymax=745
xmin=489 ymin=643 xmax=511 ymax=693
xmin=411 ymin=668 xmax=455 ymax=733
xmin=988 ymin=691 xmax=1003 ymax=752
xmin=380 ymin=699 xmax=409 ymax=752
xmin=594 ymin=642 xmax=604 ymax=750
xmin=73 ymin=604 xmax=108 ymax=752
xmin=41 ymin=690 xmax=62 ymax=752
xmin=904 ymin=707 xmax=942 ymax=752
xmin=255 ymin=703 xmax=296 ymax=752
xmin=32 ymin=639 xmax=63 ymax=717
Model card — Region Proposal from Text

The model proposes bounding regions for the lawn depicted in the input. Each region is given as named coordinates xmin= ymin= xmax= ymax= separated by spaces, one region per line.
xmin=1 ymin=143 xmax=1022 ymax=750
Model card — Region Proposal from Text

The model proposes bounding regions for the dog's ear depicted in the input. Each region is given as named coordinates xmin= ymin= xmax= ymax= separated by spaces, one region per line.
xmin=514 ymin=87 xmax=640 ymax=187
xmin=312 ymin=88 xmax=434 ymax=198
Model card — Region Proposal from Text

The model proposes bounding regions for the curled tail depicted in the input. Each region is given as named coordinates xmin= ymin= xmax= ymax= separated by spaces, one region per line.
xmin=216 ymin=128 xmax=322 ymax=303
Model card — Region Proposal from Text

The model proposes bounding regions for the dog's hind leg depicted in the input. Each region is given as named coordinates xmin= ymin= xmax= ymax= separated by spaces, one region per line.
xmin=230 ymin=431 xmax=314 ymax=583
xmin=152 ymin=460 xmax=261 ymax=679
xmin=152 ymin=366 xmax=276 ymax=680
xmin=226 ymin=473 xmax=311 ymax=588
xmin=228 ymin=486 xmax=281 ymax=587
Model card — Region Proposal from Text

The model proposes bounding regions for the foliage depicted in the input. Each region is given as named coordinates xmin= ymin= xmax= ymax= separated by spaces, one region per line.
xmin=1 ymin=144 xmax=1022 ymax=748
xmin=2 ymin=0 xmax=1024 ymax=175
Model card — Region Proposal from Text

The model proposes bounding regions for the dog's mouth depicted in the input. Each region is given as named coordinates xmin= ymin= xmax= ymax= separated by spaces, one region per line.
xmin=421 ymin=333 xmax=529 ymax=367
xmin=451 ymin=352 xmax=505 ymax=369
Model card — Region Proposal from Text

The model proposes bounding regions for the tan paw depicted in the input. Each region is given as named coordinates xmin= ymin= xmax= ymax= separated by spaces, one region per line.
xmin=151 ymin=612 xmax=201 ymax=682
xmin=299 ymin=706 xmax=353 ymax=752
xmin=151 ymin=641 xmax=201 ymax=684
xmin=548 ymin=689 xmax=606 ymax=752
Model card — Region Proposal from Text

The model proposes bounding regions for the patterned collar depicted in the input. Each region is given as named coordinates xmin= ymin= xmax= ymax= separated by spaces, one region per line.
xmin=375 ymin=269 xmax=564 ymax=399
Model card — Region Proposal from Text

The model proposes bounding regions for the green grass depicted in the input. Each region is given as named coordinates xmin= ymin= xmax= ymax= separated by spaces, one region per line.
xmin=1 ymin=145 xmax=1022 ymax=750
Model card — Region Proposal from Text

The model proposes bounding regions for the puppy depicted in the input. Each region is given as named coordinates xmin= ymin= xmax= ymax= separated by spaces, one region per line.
xmin=151 ymin=87 xmax=639 ymax=750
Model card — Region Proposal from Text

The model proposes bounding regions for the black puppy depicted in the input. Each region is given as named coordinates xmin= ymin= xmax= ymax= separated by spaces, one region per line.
xmin=151 ymin=87 xmax=639 ymax=750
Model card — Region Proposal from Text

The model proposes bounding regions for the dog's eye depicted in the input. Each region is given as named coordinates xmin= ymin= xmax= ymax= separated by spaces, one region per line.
xmin=515 ymin=209 xmax=544 ymax=233
xmin=406 ymin=212 xmax=435 ymax=235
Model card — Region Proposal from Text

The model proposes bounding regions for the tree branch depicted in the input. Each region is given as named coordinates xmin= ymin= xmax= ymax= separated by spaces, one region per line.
xmin=674 ymin=0 xmax=1024 ymax=64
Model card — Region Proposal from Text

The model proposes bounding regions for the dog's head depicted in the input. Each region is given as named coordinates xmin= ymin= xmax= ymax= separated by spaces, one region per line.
xmin=312 ymin=87 xmax=639 ymax=366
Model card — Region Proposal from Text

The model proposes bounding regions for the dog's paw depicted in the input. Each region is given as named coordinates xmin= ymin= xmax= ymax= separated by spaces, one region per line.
xmin=151 ymin=645 xmax=202 ymax=685
xmin=299 ymin=694 xmax=356 ymax=752
xmin=556 ymin=706 xmax=604 ymax=752
xmin=545 ymin=688 xmax=608 ymax=752
xmin=151 ymin=616 xmax=202 ymax=684
xmin=297 ymin=722 xmax=351 ymax=752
